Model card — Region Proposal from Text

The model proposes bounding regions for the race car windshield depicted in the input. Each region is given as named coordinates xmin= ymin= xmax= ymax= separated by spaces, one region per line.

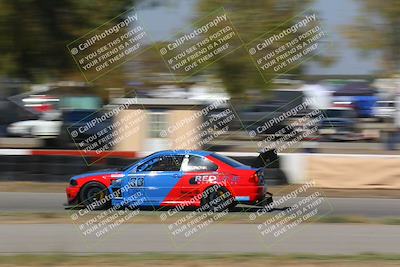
xmin=211 ymin=153 xmax=245 ymax=168
xmin=118 ymin=162 xmax=136 ymax=172
xmin=118 ymin=152 xmax=159 ymax=172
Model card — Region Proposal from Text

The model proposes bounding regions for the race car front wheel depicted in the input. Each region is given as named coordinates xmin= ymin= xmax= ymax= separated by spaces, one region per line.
xmin=79 ymin=182 xmax=110 ymax=210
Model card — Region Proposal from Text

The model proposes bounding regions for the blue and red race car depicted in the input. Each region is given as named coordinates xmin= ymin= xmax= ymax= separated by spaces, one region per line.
xmin=66 ymin=150 xmax=273 ymax=211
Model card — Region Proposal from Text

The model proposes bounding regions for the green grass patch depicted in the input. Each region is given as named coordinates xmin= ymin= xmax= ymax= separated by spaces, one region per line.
xmin=317 ymin=216 xmax=370 ymax=224
xmin=382 ymin=217 xmax=400 ymax=225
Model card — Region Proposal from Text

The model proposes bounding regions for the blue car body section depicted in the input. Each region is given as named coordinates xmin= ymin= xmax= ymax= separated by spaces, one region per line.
xmin=142 ymin=171 xmax=183 ymax=204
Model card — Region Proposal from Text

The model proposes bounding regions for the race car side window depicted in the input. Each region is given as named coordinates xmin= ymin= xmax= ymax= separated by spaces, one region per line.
xmin=181 ymin=155 xmax=218 ymax=172
xmin=139 ymin=156 xmax=184 ymax=172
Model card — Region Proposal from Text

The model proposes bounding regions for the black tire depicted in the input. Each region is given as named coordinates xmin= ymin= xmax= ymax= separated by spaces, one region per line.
xmin=79 ymin=182 xmax=110 ymax=210
xmin=263 ymin=195 xmax=274 ymax=212
xmin=202 ymin=186 xmax=236 ymax=212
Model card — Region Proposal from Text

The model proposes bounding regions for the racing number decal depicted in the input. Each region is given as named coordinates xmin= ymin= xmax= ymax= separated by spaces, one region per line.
xmin=128 ymin=177 xmax=144 ymax=188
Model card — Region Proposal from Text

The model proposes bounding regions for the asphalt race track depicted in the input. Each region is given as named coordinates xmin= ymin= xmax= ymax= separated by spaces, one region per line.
xmin=0 ymin=224 xmax=399 ymax=254
xmin=0 ymin=192 xmax=399 ymax=218
xmin=0 ymin=192 xmax=399 ymax=254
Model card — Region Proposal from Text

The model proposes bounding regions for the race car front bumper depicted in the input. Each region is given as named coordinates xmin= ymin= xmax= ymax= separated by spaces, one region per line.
xmin=65 ymin=186 xmax=80 ymax=206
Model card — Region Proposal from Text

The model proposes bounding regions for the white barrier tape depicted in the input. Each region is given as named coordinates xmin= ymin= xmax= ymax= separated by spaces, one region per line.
xmin=0 ymin=149 xmax=31 ymax=156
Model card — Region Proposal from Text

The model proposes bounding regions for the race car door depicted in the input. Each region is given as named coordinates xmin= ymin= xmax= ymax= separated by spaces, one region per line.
xmin=179 ymin=154 xmax=220 ymax=202
xmin=137 ymin=155 xmax=184 ymax=205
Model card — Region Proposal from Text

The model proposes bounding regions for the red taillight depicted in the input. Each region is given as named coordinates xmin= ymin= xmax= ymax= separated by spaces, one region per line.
xmin=249 ymin=172 xmax=259 ymax=184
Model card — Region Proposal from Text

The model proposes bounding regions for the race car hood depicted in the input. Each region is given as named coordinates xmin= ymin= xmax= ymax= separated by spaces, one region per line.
xmin=71 ymin=169 xmax=124 ymax=181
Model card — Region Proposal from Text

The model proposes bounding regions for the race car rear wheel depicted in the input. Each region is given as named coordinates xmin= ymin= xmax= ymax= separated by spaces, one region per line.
xmin=79 ymin=182 xmax=110 ymax=210
xmin=202 ymin=186 xmax=235 ymax=212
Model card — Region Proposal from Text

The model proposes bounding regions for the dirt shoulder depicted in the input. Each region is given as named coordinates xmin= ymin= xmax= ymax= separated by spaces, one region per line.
xmin=271 ymin=185 xmax=400 ymax=199
xmin=0 ymin=253 xmax=399 ymax=267
xmin=0 ymin=211 xmax=399 ymax=225
xmin=0 ymin=182 xmax=68 ymax=193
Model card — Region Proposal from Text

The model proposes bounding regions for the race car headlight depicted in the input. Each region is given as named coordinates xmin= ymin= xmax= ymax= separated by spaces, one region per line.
xmin=70 ymin=179 xmax=78 ymax=186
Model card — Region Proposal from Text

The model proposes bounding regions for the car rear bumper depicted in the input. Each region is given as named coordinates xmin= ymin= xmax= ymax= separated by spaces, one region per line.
xmin=236 ymin=191 xmax=273 ymax=206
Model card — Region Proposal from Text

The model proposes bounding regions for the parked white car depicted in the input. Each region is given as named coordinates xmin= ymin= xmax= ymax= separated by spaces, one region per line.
xmin=7 ymin=111 xmax=62 ymax=138
xmin=373 ymin=100 xmax=396 ymax=121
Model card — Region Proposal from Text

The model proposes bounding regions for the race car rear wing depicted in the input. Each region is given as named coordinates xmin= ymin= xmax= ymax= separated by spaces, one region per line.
xmin=230 ymin=150 xmax=280 ymax=169
xmin=230 ymin=150 xmax=287 ymax=185
xmin=252 ymin=150 xmax=280 ymax=169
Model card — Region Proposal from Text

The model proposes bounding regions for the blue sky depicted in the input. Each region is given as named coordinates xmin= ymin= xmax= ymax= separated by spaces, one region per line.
xmin=306 ymin=0 xmax=380 ymax=75
xmin=135 ymin=0 xmax=380 ymax=75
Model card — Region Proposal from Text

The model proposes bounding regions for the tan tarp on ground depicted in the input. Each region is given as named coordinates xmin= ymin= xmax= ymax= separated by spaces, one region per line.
xmin=306 ymin=155 xmax=400 ymax=189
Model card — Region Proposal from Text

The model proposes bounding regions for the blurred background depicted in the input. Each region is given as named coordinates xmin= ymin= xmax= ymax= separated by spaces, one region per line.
xmin=0 ymin=0 xmax=399 ymax=183
xmin=1 ymin=0 xmax=399 ymax=149
xmin=0 ymin=0 xmax=399 ymax=264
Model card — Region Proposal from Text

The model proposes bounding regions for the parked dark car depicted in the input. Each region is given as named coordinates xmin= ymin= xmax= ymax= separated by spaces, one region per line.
xmin=234 ymin=90 xmax=311 ymax=137
xmin=318 ymin=108 xmax=364 ymax=141
xmin=58 ymin=109 xmax=113 ymax=148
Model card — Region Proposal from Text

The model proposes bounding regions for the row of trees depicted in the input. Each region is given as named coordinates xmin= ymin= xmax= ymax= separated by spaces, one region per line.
xmin=0 ymin=0 xmax=133 ymax=82
xmin=0 ymin=0 xmax=398 ymax=96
